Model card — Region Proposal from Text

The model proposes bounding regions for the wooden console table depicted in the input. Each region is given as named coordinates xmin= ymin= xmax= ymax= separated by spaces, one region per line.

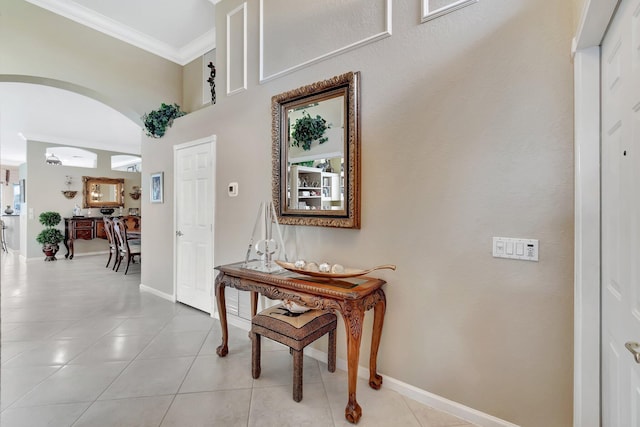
xmin=214 ymin=262 xmax=387 ymax=424
xmin=64 ymin=216 xmax=140 ymax=259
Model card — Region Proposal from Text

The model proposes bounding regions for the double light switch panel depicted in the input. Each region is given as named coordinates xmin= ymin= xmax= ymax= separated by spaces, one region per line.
xmin=492 ymin=237 xmax=539 ymax=262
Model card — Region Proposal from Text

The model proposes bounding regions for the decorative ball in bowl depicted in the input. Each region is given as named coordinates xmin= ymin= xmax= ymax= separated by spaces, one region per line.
xmin=99 ymin=208 xmax=115 ymax=215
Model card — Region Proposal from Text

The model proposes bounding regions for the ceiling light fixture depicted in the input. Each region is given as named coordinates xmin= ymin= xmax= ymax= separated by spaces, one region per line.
xmin=46 ymin=154 xmax=62 ymax=166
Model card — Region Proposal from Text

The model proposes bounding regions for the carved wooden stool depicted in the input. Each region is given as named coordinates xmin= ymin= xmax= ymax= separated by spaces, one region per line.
xmin=251 ymin=304 xmax=337 ymax=402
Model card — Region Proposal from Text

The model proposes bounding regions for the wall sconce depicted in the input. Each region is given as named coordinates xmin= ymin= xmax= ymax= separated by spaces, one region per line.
xmin=129 ymin=186 xmax=141 ymax=200
xmin=61 ymin=175 xmax=77 ymax=199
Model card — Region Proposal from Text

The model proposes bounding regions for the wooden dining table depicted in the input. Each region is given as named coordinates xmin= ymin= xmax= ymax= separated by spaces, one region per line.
xmin=214 ymin=262 xmax=387 ymax=424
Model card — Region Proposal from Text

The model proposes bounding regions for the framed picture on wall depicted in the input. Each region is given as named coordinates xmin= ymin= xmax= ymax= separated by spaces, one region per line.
xmin=150 ymin=172 xmax=164 ymax=204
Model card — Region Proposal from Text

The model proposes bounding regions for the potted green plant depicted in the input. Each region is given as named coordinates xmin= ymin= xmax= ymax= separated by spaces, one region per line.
xmin=291 ymin=112 xmax=328 ymax=151
xmin=142 ymin=103 xmax=186 ymax=138
xmin=36 ymin=211 xmax=64 ymax=261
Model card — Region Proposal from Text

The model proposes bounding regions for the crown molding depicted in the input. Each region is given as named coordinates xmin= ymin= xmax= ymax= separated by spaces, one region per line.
xmin=180 ymin=29 xmax=216 ymax=65
xmin=25 ymin=0 xmax=215 ymax=65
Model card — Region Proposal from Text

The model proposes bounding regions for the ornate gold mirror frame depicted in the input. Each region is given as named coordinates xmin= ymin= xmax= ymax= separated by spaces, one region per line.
xmin=82 ymin=176 xmax=125 ymax=209
xmin=272 ymin=71 xmax=361 ymax=228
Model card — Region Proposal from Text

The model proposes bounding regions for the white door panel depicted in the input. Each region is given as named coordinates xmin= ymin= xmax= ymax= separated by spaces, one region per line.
xmin=602 ymin=1 xmax=640 ymax=425
xmin=175 ymin=139 xmax=215 ymax=313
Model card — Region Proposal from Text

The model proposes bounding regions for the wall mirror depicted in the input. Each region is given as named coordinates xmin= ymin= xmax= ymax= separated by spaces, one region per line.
xmin=82 ymin=176 xmax=125 ymax=208
xmin=272 ymin=71 xmax=360 ymax=228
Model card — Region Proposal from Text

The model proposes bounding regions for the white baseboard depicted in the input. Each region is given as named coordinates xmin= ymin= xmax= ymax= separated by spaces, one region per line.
xmin=139 ymin=283 xmax=176 ymax=302
xmin=203 ymin=314 xmax=518 ymax=427
xmin=304 ymin=346 xmax=519 ymax=427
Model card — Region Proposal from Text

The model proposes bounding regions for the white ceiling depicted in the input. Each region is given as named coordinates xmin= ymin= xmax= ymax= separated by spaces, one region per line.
xmin=1 ymin=0 xmax=217 ymax=167
xmin=0 ymin=83 xmax=143 ymax=166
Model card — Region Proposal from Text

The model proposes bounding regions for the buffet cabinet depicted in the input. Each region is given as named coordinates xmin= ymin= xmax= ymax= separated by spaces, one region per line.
xmin=63 ymin=216 xmax=140 ymax=259
xmin=67 ymin=217 xmax=104 ymax=240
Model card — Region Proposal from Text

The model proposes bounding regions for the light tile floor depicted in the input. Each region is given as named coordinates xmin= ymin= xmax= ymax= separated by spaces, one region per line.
xmin=1 ymin=251 xmax=477 ymax=427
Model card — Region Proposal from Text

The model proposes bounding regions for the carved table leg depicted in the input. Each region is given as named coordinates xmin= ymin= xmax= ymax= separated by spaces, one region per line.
xmin=369 ymin=289 xmax=386 ymax=390
xmin=342 ymin=301 xmax=365 ymax=424
xmin=66 ymin=237 xmax=74 ymax=259
xmin=63 ymin=224 xmax=71 ymax=259
xmin=251 ymin=291 xmax=258 ymax=316
xmin=248 ymin=291 xmax=258 ymax=339
xmin=215 ymin=275 xmax=229 ymax=357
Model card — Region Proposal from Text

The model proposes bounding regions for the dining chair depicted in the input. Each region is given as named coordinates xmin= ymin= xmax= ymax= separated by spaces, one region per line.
xmin=113 ymin=217 xmax=141 ymax=274
xmin=102 ymin=217 xmax=118 ymax=268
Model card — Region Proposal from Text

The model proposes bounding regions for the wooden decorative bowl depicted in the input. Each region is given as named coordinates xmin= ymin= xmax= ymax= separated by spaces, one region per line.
xmin=275 ymin=260 xmax=396 ymax=279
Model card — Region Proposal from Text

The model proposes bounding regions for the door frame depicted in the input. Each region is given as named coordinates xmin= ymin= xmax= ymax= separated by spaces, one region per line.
xmin=573 ymin=1 xmax=619 ymax=426
xmin=172 ymin=135 xmax=217 ymax=312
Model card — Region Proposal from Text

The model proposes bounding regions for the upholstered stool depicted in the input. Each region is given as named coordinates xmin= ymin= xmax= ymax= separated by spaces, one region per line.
xmin=251 ymin=304 xmax=337 ymax=402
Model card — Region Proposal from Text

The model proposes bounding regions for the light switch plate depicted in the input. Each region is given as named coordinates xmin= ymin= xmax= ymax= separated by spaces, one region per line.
xmin=493 ymin=237 xmax=538 ymax=261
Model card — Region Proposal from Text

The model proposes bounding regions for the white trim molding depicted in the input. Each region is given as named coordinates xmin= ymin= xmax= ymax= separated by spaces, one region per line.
xmin=139 ymin=283 xmax=176 ymax=302
xmin=574 ymin=0 xmax=619 ymax=52
xmin=259 ymin=0 xmax=392 ymax=83
xmin=572 ymin=46 xmax=601 ymax=427
xmin=24 ymin=0 xmax=215 ymax=65
xmin=572 ymin=1 xmax=618 ymax=426
xmin=421 ymin=0 xmax=478 ymax=23
xmin=226 ymin=3 xmax=247 ymax=96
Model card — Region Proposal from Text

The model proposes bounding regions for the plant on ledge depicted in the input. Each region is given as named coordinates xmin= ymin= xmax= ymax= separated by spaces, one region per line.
xmin=35 ymin=211 xmax=64 ymax=261
xmin=291 ymin=112 xmax=328 ymax=151
xmin=142 ymin=103 xmax=186 ymax=138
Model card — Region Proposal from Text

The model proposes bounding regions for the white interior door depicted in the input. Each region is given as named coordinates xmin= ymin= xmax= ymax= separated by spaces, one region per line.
xmin=174 ymin=137 xmax=215 ymax=313
xmin=601 ymin=1 xmax=640 ymax=424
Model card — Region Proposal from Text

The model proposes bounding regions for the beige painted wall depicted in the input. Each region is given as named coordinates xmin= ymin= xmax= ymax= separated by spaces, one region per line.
xmin=0 ymin=0 xmax=576 ymax=424
xmin=0 ymin=0 xmax=183 ymax=119
xmin=183 ymin=57 xmax=205 ymax=113
xmin=142 ymin=0 xmax=574 ymax=426
xmin=25 ymin=141 xmax=141 ymax=259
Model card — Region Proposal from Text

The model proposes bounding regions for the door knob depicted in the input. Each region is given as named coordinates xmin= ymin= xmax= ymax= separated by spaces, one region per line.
xmin=176 ymin=230 xmax=184 ymax=237
xmin=625 ymin=342 xmax=640 ymax=363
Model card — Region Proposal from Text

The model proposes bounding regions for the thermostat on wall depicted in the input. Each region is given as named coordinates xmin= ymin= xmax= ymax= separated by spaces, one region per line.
xmin=228 ymin=182 xmax=238 ymax=197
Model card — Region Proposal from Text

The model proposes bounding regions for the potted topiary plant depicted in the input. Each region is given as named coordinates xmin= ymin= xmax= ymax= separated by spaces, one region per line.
xmin=142 ymin=103 xmax=186 ymax=138
xmin=36 ymin=211 xmax=64 ymax=261
xmin=291 ymin=112 xmax=329 ymax=151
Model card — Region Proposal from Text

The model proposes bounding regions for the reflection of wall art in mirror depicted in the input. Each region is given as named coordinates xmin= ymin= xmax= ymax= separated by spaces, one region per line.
xmin=150 ymin=172 xmax=164 ymax=204
xmin=272 ymin=72 xmax=360 ymax=228
xmin=82 ymin=176 xmax=125 ymax=209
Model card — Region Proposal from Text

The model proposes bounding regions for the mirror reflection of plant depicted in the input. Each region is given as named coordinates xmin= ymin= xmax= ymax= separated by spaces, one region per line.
xmin=142 ymin=103 xmax=186 ymax=138
xmin=291 ymin=112 xmax=328 ymax=151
